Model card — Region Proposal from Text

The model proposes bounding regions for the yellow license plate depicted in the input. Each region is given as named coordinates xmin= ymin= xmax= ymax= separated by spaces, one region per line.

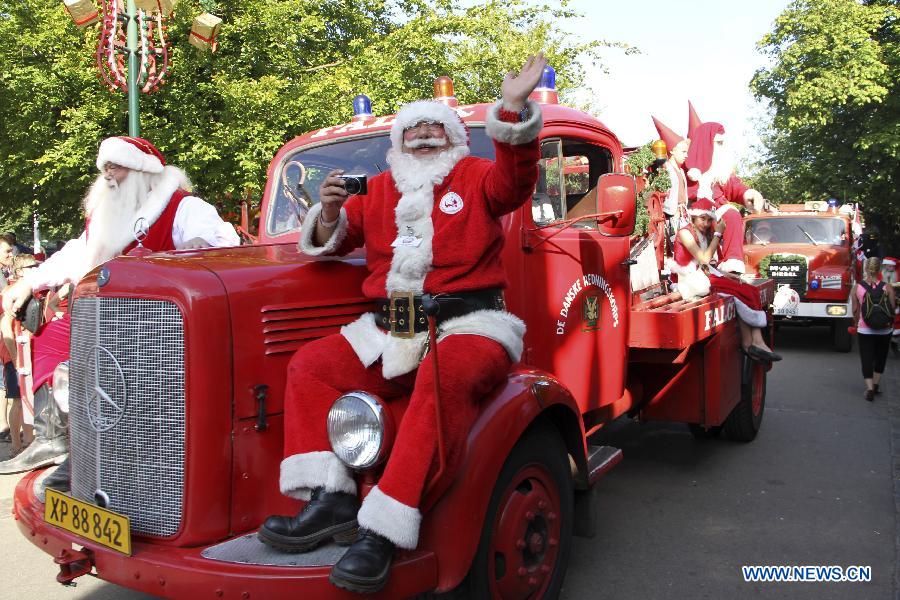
xmin=44 ymin=488 xmax=132 ymax=555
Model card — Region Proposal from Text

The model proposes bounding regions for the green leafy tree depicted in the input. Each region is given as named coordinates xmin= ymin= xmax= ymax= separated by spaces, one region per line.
xmin=750 ymin=0 xmax=899 ymax=244
xmin=0 ymin=0 xmax=619 ymax=242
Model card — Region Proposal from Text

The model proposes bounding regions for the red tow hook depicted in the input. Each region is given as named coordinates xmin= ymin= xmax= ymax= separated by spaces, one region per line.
xmin=54 ymin=548 xmax=94 ymax=586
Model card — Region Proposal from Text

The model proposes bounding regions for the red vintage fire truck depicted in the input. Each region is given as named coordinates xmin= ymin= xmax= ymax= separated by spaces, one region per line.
xmin=13 ymin=71 xmax=773 ymax=598
xmin=743 ymin=201 xmax=858 ymax=351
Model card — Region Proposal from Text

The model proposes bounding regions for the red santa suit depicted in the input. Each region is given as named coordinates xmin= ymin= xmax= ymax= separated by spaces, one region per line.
xmin=281 ymin=99 xmax=543 ymax=549
xmin=670 ymin=199 xmax=767 ymax=327
xmin=685 ymin=122 xmax=750 ymax=274
xmin=23 ymin=136 xmax=239 ymax=394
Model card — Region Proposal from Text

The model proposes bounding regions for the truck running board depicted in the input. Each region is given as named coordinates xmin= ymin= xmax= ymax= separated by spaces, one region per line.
xmin=586 ymin=445 xmax=622 ymax=486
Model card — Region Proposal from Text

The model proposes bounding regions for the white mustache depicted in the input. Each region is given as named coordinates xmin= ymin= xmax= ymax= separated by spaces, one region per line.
xmin=404 ymin=137 xmax=447 ymax=149
xmin=105 ymin=178 xmax=119 ymax=190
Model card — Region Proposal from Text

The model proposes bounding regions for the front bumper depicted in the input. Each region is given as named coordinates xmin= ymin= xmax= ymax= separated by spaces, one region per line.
xmin=14 ymin=471 xmax=436 ymax=599
xmin=774 ymin=300 xmax=851 ymax=320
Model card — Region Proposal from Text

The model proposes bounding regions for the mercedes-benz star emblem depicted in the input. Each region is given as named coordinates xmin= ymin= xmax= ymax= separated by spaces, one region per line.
xmin=97 ymin=267 xmax=110 ymax=287
xmin=133 ymin=217 xmax=149 ymax=245
xmin=86 ymin=346 xmax=128 ymax=433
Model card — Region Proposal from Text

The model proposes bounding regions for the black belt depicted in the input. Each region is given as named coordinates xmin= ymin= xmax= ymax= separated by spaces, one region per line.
xmin=375 ymin=289 xmax=506 ymax=338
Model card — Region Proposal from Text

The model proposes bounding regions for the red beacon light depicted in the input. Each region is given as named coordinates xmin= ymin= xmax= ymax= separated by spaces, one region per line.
xmin=529 ymin=65 xmax=559 ymax=105
xmin=352 ymin=94 xmax=373 ymax=121
xmin=433 ymin=76 xmax=458 ymax=107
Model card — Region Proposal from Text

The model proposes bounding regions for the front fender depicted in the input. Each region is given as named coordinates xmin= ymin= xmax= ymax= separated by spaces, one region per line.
xmin=418 ymin=369 xmax=585 ymax=592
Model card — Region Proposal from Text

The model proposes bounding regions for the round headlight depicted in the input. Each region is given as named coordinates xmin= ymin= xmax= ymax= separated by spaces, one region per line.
xmin=52 ymin=361 xmax=70 ymax=414
xmin=327 ymin=391 xmax=395 ymax=470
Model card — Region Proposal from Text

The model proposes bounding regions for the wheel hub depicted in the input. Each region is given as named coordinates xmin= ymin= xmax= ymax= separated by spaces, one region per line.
xmin=488 ymin=465 xmax=562 ymax=599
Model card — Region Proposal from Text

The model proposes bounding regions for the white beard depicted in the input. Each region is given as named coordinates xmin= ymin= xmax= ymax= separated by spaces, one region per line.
xmin=83 ymin=172 xmax=154 ymax=269
xmin=386 ymin=145 xmax=470 ymax=194
xmin=708 ymin=142 xmax=736 ymax=186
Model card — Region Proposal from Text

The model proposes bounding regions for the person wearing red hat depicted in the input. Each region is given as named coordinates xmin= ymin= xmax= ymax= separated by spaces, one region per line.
xmin=684 ymin=121 xmax=770 ymax=275
xmin=258 ymin=54 xmax=547 ymax=594
xmin=669 ymin=198 xmax=781 ymax=362
xmin=652 ymin=116 xmax=690 ymax=238
xmin=0 ymin=136 xmax=238 ymax=477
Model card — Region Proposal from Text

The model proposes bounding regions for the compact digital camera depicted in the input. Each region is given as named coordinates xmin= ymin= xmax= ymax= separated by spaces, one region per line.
xmin=339 ymin=174 xmax=368 ymax=196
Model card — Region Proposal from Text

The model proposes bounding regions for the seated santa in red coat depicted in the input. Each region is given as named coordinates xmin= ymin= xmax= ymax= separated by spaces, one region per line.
xmin=258 ymin=55 xmax=547 ymax=594
xmin=684 ymin=119 xmax=771 ymax=275
xmin=0 ymin=136 xmax=239 ymax=477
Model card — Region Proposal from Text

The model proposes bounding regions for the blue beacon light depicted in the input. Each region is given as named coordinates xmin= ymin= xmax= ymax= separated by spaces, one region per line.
xmin=352 ymin=94 xmax=373 ymax=119
xmin=810 ymin=279 xmax=820 ymax=290
xmin=529 ymin=65 xmax=559 ymax=104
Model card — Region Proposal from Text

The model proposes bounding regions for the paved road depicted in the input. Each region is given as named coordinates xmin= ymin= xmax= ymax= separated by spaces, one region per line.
xmin=1 ymin=325 xmax=897 ymax=599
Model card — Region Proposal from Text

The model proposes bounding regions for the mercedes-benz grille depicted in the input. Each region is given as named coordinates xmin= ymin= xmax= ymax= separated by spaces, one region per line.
xmin=69 ymin=297 xmax=186 ymax=537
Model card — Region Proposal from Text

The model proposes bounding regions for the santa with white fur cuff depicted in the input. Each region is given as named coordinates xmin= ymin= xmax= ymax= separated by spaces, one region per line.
xmin=259 ymin=55 xmax=547 ymax=594
xmin=0 ymin=136 xmax=238 ymax=479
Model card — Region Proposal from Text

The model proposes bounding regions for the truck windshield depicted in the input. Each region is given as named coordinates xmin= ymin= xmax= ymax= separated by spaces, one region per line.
xmin=744 ymin=217 xmax=847 ymax=246
xmin=267 ymin=127 xmax=496 ymax=237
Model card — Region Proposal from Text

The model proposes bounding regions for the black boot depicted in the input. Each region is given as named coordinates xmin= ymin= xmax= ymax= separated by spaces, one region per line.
xmin=40 ymin=457 xmax=70 ymax=496
xmin=329 ymin=529 xmax=395 ymax=594
xmin=0 ymin=385 xmax=67 ymax=474
xmin=258 ymin=487 xmax=359 ymax=552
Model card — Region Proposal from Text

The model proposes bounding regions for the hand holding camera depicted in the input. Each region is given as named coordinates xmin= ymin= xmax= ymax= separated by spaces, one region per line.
xmin=318 ymin=169 xmax=368 ymax=226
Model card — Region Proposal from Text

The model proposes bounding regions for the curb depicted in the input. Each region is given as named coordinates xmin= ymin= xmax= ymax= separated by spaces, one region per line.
xmin=888 ymin=351 xmax=900 ymax=600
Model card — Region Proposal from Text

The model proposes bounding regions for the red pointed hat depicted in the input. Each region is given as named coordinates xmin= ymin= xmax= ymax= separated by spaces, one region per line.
xmin=651 ymin=116 xmax=685 ymax=154
xmin=96 ymin=136 xmax=166 ymax=173
xmin=687 ymin=101 xmax=703 ymax=139
xmin=685 ymin=122 xmax=725 ymax=175
xmin=687 ymin=198 xmax=716 ymax=219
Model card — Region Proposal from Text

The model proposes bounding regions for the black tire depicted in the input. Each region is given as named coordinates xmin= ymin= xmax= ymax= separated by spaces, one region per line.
xmin=460 ymin=423 xmax=574 ymax=599
xmin=688 ymin=424 xmax=722 ymax=439
xmin=724 ymin=356 xmax=766 ymax=442
xmin=832 ymin=319 xmax=853 ymax=352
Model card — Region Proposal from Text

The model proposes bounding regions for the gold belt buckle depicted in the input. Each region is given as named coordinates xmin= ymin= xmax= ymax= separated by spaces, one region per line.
xmin=389 ymin=291 xmax=416 ymax=339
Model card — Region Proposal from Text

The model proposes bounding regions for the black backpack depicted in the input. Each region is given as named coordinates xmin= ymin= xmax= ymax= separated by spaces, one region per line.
xmin=860 ymin=281 xmax=893 ymax=330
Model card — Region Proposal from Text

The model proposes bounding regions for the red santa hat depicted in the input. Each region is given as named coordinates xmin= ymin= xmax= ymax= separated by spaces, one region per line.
xmin=651 ymin=116 xmax=687 ymax=155
xmin=687 ymin=198 xmax=716 ymax=219
xmin=684 ymin=122 xmax=725 ymax=179
xmin=687 ymin=100 xmax=703 ymax=139
xmin=96 ymin=136 xmax=166 ymax=174
xmin=883 ymin=257 xmax=897 ymax=267
xmin=389 ymin=101 xmax=469 ymax=151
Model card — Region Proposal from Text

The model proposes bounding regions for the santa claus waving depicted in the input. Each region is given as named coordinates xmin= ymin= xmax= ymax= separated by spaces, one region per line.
xmin=684 ymin=118 xmax=771 ymax=274
xmin=258 ymin=54 xmax=547 ymax=594
xmin=0 ymin=136 xmax=238 ymax=477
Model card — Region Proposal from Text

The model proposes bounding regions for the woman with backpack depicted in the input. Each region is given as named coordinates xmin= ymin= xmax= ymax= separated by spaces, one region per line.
xmin=852 ymin=256 xmax=896 ymax=400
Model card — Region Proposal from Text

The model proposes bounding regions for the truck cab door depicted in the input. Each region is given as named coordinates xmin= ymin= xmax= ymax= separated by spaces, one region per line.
xmin=517 ymin=137 xmax=634 ymax=414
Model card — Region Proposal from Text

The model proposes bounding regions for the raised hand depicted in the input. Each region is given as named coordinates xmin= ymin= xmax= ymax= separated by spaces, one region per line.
xmin=501 ymin=53 xmax=548 ymax=112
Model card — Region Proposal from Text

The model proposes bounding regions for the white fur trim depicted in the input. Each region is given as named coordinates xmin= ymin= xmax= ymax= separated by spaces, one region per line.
xmin=718 ymin=258 xmax=746 ymax=274
xmin=728 ymin=296 xmax=767 ymax=328
xmin=438 ymin=309 xmax=525 ymax=362
xmin=386 ymin=187 xmax=435 ymax=294
xmin=96 ymin=137 xmax=164 ymax=173
xmin=715 ymin=204 xmax=738 ymax=220
xmin=298 ymin=203 xmax=349 ymax=256
xmin=676 ymin=269 xmax=711 ymax=301
xmin=390 ymin=101 xmax=469 ymax=151
xmin=381 ymin=334 xmax=429 ymax=379
xmin=357 ymin=485 xmax=422 ymax=550
xmin=485 ymin=100 xmax=543 ymax=145
xmin=280 ymin=451 xmax=357 ymax=501
xmin=687 ymin=207 xmax=715 ymax=219
xmin=340 ymin=313 xmax=386 ymax=368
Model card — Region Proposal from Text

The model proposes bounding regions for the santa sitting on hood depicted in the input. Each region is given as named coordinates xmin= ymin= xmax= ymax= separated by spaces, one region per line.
xmin=258 ymin=54 xmax=547 ymax=594
xmin=684 ymin=118 xmax=771 ymax=275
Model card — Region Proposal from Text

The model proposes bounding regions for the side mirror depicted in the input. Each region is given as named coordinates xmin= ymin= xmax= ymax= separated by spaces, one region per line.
xmin=597 ymin=173 xmax=637 ymax=236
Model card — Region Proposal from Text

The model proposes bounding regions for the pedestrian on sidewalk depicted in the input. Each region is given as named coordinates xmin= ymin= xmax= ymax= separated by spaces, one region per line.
xmin=852 ymin=256 xmax=896 ymax=400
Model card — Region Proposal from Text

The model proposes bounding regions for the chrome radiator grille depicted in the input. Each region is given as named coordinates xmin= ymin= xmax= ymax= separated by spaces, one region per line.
xmin=69 ymin=297 xmax=186 ymax=537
